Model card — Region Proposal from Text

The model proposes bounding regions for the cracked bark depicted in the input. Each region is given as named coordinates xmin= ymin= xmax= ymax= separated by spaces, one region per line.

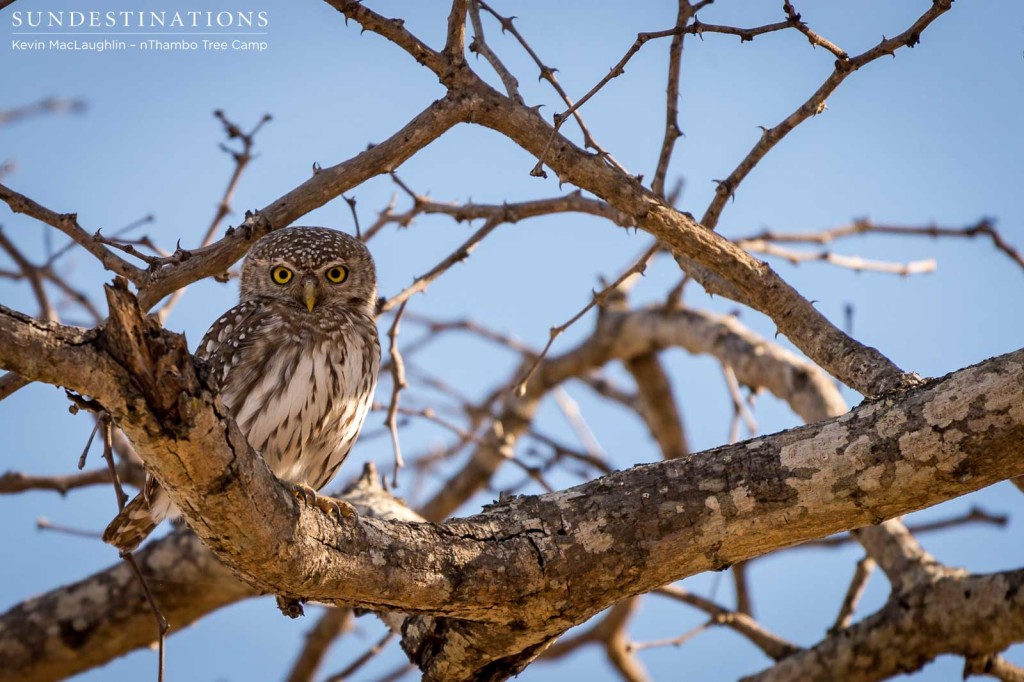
xmin=1 ymin=287 xmax=1022 ymax=680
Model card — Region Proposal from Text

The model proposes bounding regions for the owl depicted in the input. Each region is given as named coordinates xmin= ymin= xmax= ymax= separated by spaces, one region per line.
xmin=104 ymin=226 xmax=381 ymax=552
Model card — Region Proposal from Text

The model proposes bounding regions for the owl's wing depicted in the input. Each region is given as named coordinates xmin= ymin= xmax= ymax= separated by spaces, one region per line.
xmin=196 ymin=299 xmax=271 ymax=387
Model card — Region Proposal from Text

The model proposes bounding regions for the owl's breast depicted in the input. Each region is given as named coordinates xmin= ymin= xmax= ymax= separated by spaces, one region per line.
xmin=220 ymin=319 xmax=380 ymax=488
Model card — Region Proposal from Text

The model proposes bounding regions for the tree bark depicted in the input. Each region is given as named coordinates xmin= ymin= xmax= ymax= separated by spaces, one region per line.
xmin=1 ymin=286 xmax=1022 ymax=679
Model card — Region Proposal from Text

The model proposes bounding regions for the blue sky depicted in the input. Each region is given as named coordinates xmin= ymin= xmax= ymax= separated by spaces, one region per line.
xmin=1 ymin=1 xmax=1023 ymax=680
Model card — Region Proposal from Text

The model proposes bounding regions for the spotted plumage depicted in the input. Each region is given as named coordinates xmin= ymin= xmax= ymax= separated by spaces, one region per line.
xmin=103 ymin=227 xmax=380 ymax=551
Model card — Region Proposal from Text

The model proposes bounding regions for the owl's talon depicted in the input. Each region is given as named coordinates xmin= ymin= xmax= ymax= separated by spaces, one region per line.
xmin=286 ymin=482 xmax=356 ymax=521
xmin=313 ymin=495 xmax=356 ymax=520
xmin=318 ymin=497 xmax=356 ymax=519
xmin=287 ymin=482 xmax=318 ymax=507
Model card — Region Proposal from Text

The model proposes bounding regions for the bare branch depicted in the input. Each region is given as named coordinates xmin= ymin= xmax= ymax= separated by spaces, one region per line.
xmin=652 ymin=2 xmax=693 ymax=198
xmin=379 ymin=216 xmax=502 ymax=314
xmin=385 ymin=301 xmax=409 ymax=484
xmin=136 ymin=94 xmax=468 ymax=310
xmin=286 ymin=608 xmax=354 ymax=682
xmin=0 ymin=183 xmax=144 ymax=282
xmin=830 ymin=556 xmax=876 ymax=633
xmin=654 ymin=585 xmax=800 ymax=661
xmin=741 ymin=239 xmax=937 ymax=276
xmin=736 ymin=217 xmax=1024 ymax=272
xmin=965 ymin=654 xmax=1024 ymax=682
xmin=444 ymin=0 xmax=470 ymax=58
xmin=0 ymin=467 xmax=117 ymax=495
xmin=467 ymin=0 xmax=522 ymax=103
xmin=0 ymin=97 xmax=86 ymax=126
xmin=476 ymin=1 xmax=623 ymax=167
xmin=701 ymin=1 xmax=954 ymax=229
xmin=745 ymin=569 xmax=1024 ymax=682
xmin=155 ymin=110 xmax=271 ymax=323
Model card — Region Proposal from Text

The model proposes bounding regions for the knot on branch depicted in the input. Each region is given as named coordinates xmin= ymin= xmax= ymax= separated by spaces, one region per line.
xmin=100 ymin=277 xmax=202 ymax=432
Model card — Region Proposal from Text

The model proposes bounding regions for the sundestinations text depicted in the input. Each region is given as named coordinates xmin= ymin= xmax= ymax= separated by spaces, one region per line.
xmin=11 ymin=11 xmax=269 ymax=29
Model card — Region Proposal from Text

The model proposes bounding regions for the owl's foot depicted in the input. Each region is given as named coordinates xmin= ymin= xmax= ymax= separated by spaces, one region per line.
xmin=286 ymin=482 xmax=357 ymax=520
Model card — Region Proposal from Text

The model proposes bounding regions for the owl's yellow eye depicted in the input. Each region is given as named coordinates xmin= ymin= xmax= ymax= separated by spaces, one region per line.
xmin=325 ymin=266 xmax=348 ymax=284
xmin=271 ymin=266 xmax=293 ymax=285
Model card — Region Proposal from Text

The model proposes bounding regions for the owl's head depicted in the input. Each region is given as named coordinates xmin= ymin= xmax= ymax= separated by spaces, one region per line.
xmin=239 ymin=226 xmax=377 ymax=317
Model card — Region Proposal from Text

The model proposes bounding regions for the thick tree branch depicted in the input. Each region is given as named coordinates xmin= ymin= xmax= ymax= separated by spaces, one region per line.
xmin=0 ymin=463 xmax=421 ymax=682
xmin=745 ymin=569 xmax=1024 ymax=682
xmin=0 ymin=529 xmax=252 ymax=682
xmin=1 ymin=285 xmax=1022 ymax=678
xmin=421 ymin=304 xmax=846 ymax=520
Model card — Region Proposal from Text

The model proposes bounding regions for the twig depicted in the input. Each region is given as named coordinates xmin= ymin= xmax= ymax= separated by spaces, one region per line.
xmin=530 ymin=24 xmax=688 ymax=177
xmin=687 ymin=19 xmax=791 ymax=42
xmin=43 ymin=213 xmax=155 ymax=269
xmin=651 ymin=1 xmax=693 ymax=198
xmin=781 ymin=1 xmax=848 ymax=58
xmin=513 ymin=244 xmax=659 ymax=396
xmin=92 ymin=230 xmax=164 ymax=266
xmin=476 ymin=1 xmax=626 ymax=171
xmin=324 ymin=631 xmax=396 ymax=682
xmin=155 ymin=111 xmax=270 ymax=323
xmin=551 ymin=387 xmax=607 ymax=462
xmin=379 ymin=216 xmax=502 ymax=314
xmin=120 ymin=552 xmax=169 ymax=682
xmin=77 ymin=420 xmax=101 ymax=469
xmin=285 ymin=607 xmax=354 ymax=682
xmin=740 ymin=239 xmax=937 ymax=276
xmin=468 ymin=0 xmax=522 ymax=103
xmin=36 ymin=517 xmax=102 ymax=539
xmin=735 ymin=218 xmax=1024 ymax=272
xmin=654 ymin=585 xmax=800 ymax=661
xmin=700 ymin=0 xmax=955 ymax=229
xmin=101 ymin=416 xmax=129 ymax=509
xmin=359 ymin=193 xmax=400 ymax=242
xmin=343 ymin=195 xmax=361 ymax=239
xmin=830 ymin=556 xmax=876 ymax=633
xmin=722 ymin=364 xmax=757 ymax=442
xmin=628 ymin=619 xmax=712 ymax=652
xmin=0 ymin=97 xmax=86 ymax=126
xmin=402 ymin=313 xmax=534 ymax=356
xmin=385 ymin=301 xmax=409 ymax=486
xmin=0 ymin=467 xmax=114 ymax=496
xmin=527 ymin=430 xmax=612 ymax=476
xmin=100 ymin=413 xmax=168 ymax=682
xmin=0 ymin=227 xmax=57 ymax=321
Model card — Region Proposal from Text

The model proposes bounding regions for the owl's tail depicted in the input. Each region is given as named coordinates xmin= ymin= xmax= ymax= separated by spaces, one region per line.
xmin=102 ymin=485 xmax=173 ymax=552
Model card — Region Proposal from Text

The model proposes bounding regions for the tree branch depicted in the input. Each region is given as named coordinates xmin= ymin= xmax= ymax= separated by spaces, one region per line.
xmin=745 ymin=569 xmax=1024 ymax=682
xmin=1 ymin=285 xmax=1022 ymax=678
xmin=136 ymin=94 xmax=467 ymax=310
xmin=459 ymin=80 xmax=914 ymax=396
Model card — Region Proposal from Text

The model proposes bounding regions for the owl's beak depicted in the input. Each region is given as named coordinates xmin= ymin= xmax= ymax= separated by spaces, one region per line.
xmin=303 ymin=281 xmax=317 ymax=312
